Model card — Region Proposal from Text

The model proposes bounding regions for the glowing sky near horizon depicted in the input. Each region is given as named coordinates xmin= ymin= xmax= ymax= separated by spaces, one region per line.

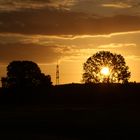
xmin=0 ymin=0 xmax=140 ymax=84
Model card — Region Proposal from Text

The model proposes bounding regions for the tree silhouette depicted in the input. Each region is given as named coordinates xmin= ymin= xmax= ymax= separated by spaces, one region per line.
xmin=83 ymin=51 xmax=131 ymax=83
xmin=4 ymin=61 xmax=52 ymax=88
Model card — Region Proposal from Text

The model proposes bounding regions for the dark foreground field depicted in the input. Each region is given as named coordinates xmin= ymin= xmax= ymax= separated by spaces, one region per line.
xmin=0 ymin=83 xmax=140 ymax=139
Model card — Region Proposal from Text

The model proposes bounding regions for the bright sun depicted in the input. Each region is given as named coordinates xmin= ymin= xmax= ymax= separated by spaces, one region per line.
xmin=101 ymin=67 xmax=110 ymax=76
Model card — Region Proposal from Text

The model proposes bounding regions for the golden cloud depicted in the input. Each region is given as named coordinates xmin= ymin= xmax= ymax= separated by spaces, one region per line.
xmin=101 ymin=3 xmax=132 ymax=9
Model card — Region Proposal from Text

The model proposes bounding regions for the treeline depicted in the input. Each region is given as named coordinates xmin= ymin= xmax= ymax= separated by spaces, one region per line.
xmin=0 ymin=60 xmax=139 ymax=106
xmin=0 ymin=82 xmax=140 ymax=105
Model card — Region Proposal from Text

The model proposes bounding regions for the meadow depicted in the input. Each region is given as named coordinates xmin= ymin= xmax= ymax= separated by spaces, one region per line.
xmin=0 ymin=83 xmax=140 ymax=139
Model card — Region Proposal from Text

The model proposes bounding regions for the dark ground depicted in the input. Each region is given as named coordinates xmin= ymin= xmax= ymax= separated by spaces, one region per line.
xmin=0 ymin=83 xmax=140 ymax=139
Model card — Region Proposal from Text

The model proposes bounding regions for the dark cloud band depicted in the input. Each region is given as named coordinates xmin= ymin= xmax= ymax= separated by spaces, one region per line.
xmin=0 ymin=8 xmax=140 ymax=35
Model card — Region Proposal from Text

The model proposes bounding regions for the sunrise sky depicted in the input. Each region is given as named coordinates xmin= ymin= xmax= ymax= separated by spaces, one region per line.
xmin=0 ymin=0 xmax=140 ymax=84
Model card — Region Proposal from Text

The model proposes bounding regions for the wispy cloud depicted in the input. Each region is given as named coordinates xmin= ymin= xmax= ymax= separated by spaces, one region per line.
xmin=0 ymin=0 xmax=140 ymax=17
xmin=0 ymin=29 xmax=139 ymax=65
xmin=68 ymin=0 xmax=140 ymax=16
xmin=0 ymin=0 xmax=76 ymax=12
xmin=47 ymin=0 xmax=76 ymax=10
xmin=0 ymin=30 xmax=140 ymax=46
xmin=98 ymin=43 xmax=136 ymax=49
xmin=0 ymin=0 xmax=49 ymax=12
xmin=101 ymin=3 xmax=132 ymax=9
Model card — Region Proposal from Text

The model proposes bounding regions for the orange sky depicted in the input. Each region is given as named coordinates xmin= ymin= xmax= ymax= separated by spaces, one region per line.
xmin=0 ymin=0 xmax=140 ymax=84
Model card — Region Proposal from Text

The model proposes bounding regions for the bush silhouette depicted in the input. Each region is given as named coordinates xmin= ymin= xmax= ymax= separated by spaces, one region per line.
xmin=83 ymin=51 xmax=131 ymax=83
xmin=3 ymin=61 xmax=52 ymax=88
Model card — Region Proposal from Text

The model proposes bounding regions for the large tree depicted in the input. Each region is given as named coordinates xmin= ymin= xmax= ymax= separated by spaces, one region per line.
xmin=4 ymin=61 xmax=52 ymax=88
xmin=83 ymin=51 xmax=131 ymax=83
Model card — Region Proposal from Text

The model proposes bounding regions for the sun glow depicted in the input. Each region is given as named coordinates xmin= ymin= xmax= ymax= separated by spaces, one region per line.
xmin=101 ymin=67 xmax=110 ymax=76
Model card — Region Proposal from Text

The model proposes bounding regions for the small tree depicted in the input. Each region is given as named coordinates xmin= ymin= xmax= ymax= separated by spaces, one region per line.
xmin=4 ymin=61 xmax=52 ymax=88
xmin=83 ymin=51 xmax=131 ymax=83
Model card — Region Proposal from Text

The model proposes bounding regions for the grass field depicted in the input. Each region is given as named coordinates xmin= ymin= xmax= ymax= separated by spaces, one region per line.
xmin=0 ymin=83 xmax=140 ymax=139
